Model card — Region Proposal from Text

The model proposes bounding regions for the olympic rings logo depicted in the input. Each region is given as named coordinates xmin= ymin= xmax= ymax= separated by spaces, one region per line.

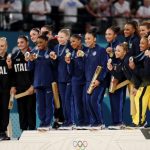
xmin=73 ymin=140 xmax=88 ymax=150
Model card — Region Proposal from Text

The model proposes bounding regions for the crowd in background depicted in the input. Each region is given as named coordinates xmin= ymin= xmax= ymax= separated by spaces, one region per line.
xmin=0 ymin=0 xmax=150 ymax=141
xmin=0 ymin=0 xmax=150 ymax=33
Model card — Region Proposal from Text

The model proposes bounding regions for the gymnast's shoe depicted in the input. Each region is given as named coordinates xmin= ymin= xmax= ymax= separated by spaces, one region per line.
xmin=58 ymin=124 xmax=74 ymax=130
xmin=0 ymin=132 xmax=10 ymax=141
xmin=37 ymin=126 xmax=52 ymax=131
xmin=108 ymin=124 xmax=126 ymax=130
xmin=91 ymin=124 xmax=105 ymax=130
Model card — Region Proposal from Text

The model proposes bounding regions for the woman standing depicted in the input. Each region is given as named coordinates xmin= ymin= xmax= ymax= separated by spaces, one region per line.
xmin=65 ymin=34 xmax=88 ymax=128
xmin=128 ymin=35 xmax=150 ymax=127
xmin=50 ymin=29 xmax=73 ymax=129
xmin=7 ymin=35 xmax=36 ymax=131
xmin=123 ymin=21 xmax=140 ymax=57
xmin=105 ymin=26 xmax=126 ymax=129
xmin=0 ymin=37 xmax=13 ymax=140
xmin=84 ymin=29 xmax=107 ymax=129
xmin=28 ymin=35 xmax=55 ymax=130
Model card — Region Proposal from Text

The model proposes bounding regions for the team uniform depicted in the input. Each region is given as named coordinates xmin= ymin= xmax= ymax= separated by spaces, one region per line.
xmin=47 ymin=37 xmax=58 ymax=51
xmin=105 ymin=40 xmax=126 ymax=128
xmin=47 ymin=37 xmax=64 ymax=128
xmin=67 ymin=46 xmax=87 ymax=127
xmin=0 ymin=53 xmax=12 ymax=140
xmin=28 ymin=49 xmax=55 ymax=128
xmin=11 ymin=50 xmax=36 ymax=131
xmin=125 ymin=34 xmax=140 ymax=57
xmin=53 ymin=43 xmax=73 ymax=128
xmin=110 ymin=54 xmax=142 ymax=125
xmin=85 ymin=44 xmax=107 ymax=128
xmin=131 ymin=53 xmax=150 ymax=126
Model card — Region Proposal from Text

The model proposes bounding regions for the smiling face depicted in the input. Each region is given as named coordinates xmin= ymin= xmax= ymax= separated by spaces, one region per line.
xmin=57 ymin=32 xmax=69 ymax=45
xmin=139 ymin=37 xmax=148 ymax=51
xmin=0 ymin=39 xmax=7 ymax=56
xmin=105 ymin=28 xmax=117 ymax=43
xmin=124 ymin=24 xmax=135 ymax=37
xmin=70 ymin=37 xmax=81 ymax=49
xmin=36 ymin=38 xmax=48 ymax=50
xmin=30 ymin=30 xmax=40 ymax=43
xmin=85 ymin=33 xmax=96 ymax=48
xmin=139 ymin=25 xmax=149 ymax=37
xmin=115 ymin=45 xmax=126 ymax=59
xmin=17 ymin=38 xmax=28 ymax=52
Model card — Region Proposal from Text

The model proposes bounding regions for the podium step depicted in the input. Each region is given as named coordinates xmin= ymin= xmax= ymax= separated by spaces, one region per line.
xmin=0 ymin=130 xmax=150 ymax=150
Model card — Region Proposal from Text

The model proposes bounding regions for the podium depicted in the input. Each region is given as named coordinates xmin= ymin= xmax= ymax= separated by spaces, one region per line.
xmin=0 ymin=130 xmax=150 ymax=150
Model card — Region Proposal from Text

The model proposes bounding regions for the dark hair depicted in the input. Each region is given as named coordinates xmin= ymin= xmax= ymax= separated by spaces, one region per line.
xmin=18 ymin=35 xmax=29 ymax=42
xmin=125 ymin=20 xmax=139 ymax=36
xmin=108 ymin=26 xmax=120 ymax=34
xmin=41 ymin=25 xmax=54 ymax=32
xmin=86 ymin=28 xmax=98 ymax=38
xmin=71 ymin=34 xmax=82 ymax=40
xmin=30 ymin=28 xmax=40 ymax=34
xmin=41 ymin=31 xmax=49 ymax=37
xmin=37 ymin=34 xmax=49 ymax=41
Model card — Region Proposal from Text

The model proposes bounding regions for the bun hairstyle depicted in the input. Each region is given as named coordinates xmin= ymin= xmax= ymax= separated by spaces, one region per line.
xmin=18 ymin=35 xmax=29 ymax=42
xmin=37 ymin=34 xmax=49 ymax=41
xmin=86 ymin=28 xmax=98 ymax=38
xmin=118 ymin=42 xmax=128 ymax=53
xmin=31 ymin=28 xmax=40 ymax=34
xmin=109 ymin=26 xmax=120 ymax=34
xmin=71 ymin=34 xmax=82 ymax=40
xmin=41 ymin=31 xmax=49 ymax=37
xmin=59 ymin=28 xmax=71 ymax=37
xmin=42 ymin=25 xmax=54 ymax=32
xmin=126 ymin=20 xmax=139 ymax=36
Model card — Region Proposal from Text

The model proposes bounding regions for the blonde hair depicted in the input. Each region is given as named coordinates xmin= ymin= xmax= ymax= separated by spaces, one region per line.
xmin=118 ymin=42 xmax=128 ymax=53
xmin=0 ymin=37 xmax=8 ymax=53
xmin=0 ymin=37 xmax=8 ymax=45
xmin=58 ymin=29 xmax=71 ymax=37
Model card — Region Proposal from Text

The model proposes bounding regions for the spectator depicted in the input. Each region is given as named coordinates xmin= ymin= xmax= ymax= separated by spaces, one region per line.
xmin=59 ymin=0 xmax=83 ymax=29
xmin=48 ymin=0 xmax=62 ymax=32
xmin=0 ymin=0 xmax=6 ymax=29
xmin=22 ymin=0 xmax=32 ymax=31
xmin=22 ymin=0 xmax=31 ymax=12
xmin=113 ymin=0 xmax=131 ymax=29
xmin=129 ymin=0 xmax=143 ymax=16
xmin=97 ymin=0 xmax=114 ymax=33
xmin=136 ymin=0 xmax=150 ymax=19
xmin=29 ymin=0 xmax=51 ymax=28
xmin=7 ymin=0 xmax=23 ymax=31
xmin=0 ymin=0 xmax=23 ymax=31
xmin=77 ymin=0 xmax=100 ymax=33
